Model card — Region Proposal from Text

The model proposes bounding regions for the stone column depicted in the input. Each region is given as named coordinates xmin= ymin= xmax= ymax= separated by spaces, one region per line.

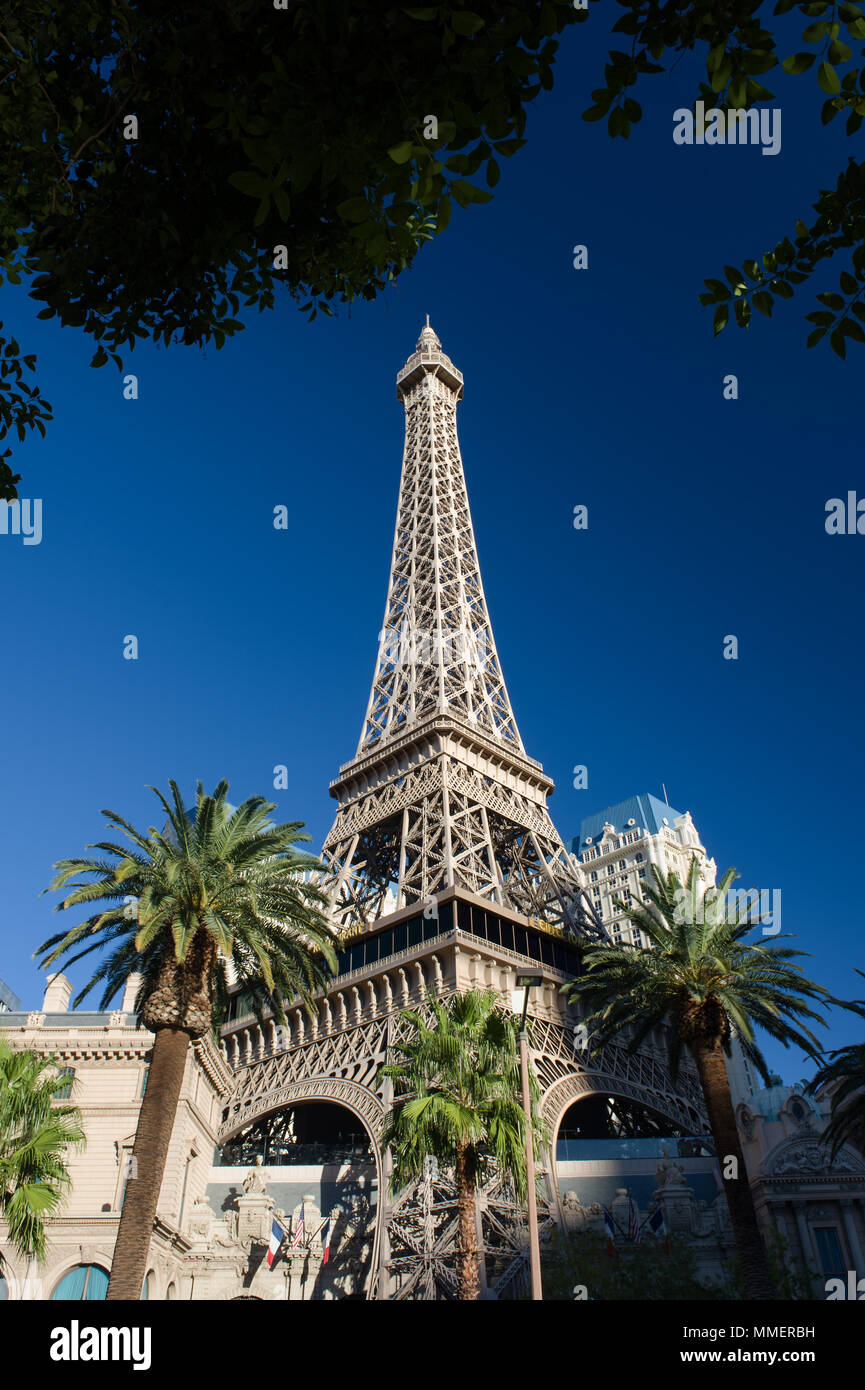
xmin=840 ymin=1198 xmax=865 ymax=1274
xmin=792 ymin=1201 xmax=820 ymax=1289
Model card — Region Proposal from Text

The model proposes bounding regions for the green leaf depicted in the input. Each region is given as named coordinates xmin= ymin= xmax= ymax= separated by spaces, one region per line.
xmin=723 ymin=265 xmax=747 ymax=291
xmin=802 ymin=20 xmax=830 ymax=40
xmin=90 ymin=346 xmax=108 ymax=368
xmin=450 ymin=179 xmax=493 ymax=207
xmin=841 ymin=270 xmax=858 ymax=294
xmin=710 ymin=60 xmax=733 ymax=93
xmin=451 ymin=11 xmax=484 ymax=36
xmin=817 ymin=291 xmax=845 ymax=309
xmin=818 ymin=61 xmax=842 ymax=94
xmin=436 ymin=195 xmax=452 ymax=232
xmin=829 ymin=39 xmax=853 ymax=62
xmin=743 ymin=259 xmax=762 ymax=281
xmin=228 ymin=171 xmax=270 ymax=197
xmin=336 ymin=197 xmax=371 ymax=222
xmin=753 ymin=291 xmax=774 ymax=317
xmin=713 ymin=304 xmax=729 ymax=336
xmin=582 ymin=106 xmax=607 ymax=122
xmin=795 ymin=219 xmax=810 ymax=238
xmin=830 ymin=326 xmax=847 ymax=358
xmin=806 ymin=327 xmax=827 ymax=348
xmin=734 ymin=297 xmax=752 ymax=328
xmin=841 ymin=317 xmax=865 ymax=341
xmin=782 ymin=52 xmax=816 ymax=74
xmin=388 ymin=142 xmax=414 ymax=165
xmin=273 ymin=187 xmax=291 ymax=222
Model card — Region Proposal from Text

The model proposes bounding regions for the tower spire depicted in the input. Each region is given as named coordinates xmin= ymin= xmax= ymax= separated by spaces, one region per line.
xmin=321 ymin=326 xmax=603 ymax=939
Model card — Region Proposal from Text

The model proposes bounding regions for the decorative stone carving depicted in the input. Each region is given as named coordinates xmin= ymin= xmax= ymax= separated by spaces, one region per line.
xmin=188 ymin=1195 xmax=217 ymax=1245
xmin=769 ymin=1141 xmax=863 ymax=1175
xmin=655 ymin=1157 xmax=686 ymax=1188
xmin=560 ymin=1189 xmax=602 ymax=1231
xmin=242 ymin=1155 xmax=270 ymax=1193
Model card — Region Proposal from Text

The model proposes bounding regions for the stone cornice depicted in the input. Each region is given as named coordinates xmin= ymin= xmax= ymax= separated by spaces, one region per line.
xmin=331 ymin=712 xmax=548 ymax=797
xmin=193 ymin=1034 xmax=235 ymax=1095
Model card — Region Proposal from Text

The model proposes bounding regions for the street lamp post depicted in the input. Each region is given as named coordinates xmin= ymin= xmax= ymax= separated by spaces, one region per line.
xmin=513 ymin=973 xmax=543 ymax=1301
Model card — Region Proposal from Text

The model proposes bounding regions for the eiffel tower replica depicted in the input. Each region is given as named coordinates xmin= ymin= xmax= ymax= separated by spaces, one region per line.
xmin=218 ymin=323 xmax=707 ymax=1299
xmin=322 ymin=317 xmax=603 ymax=939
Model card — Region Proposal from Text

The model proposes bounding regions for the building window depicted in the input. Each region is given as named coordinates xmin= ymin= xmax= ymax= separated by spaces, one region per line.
xmin=55 ymin=1067 xmax=75 ymax=1100
xmin=813 ymin=1227 xmax=846 ymax=1278
xmin=52 ymin=1265 xmax=109 ymax=1301
xmin=140 ymin=1065 xmax=150 ymax=1099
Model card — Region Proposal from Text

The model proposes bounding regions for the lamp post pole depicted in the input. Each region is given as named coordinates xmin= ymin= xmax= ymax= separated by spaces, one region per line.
xmin=518 ymin=979 xmax=543 ymax=1301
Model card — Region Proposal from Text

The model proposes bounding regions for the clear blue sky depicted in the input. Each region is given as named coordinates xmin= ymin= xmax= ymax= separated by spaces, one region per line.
xmin=1 ymin=18 xmax=862 ymax=1082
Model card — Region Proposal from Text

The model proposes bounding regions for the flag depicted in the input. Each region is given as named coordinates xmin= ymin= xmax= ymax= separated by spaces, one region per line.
xmin=602 ymin=1206 xmax=617 ymax=1257
xmin=292 ymin=1213 xmax=304 ymax=1248
xmin=321 ymin=1218 xmax=335 ymax=1266
xmin=628 ymin=1196 xmax=641 ymax=1245
xmin=648 ymin=1206 xmax=670 ymax=1253
xmin=266 ymin=1217 xmax=286 ymax=1269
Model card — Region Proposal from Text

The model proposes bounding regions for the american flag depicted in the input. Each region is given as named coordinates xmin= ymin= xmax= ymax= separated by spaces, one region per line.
xmin=292 ymin=1213 xmax=304 ymax=1247
xmin=628 ymin=1196 xmax=641 ymax=1244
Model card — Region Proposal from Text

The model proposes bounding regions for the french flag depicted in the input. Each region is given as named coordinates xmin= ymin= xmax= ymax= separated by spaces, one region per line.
xmin=321 ymin=1218 xmax=335 ymax=1266
xmin=602 ymin=1206 xmax=617 ymax=1258
xmin=266 ymin=1217 xmax=286 ymax=1269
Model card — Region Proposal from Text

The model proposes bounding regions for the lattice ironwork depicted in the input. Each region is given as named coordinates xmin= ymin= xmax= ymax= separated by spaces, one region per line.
xmin=383 ymin=1160 xmax=556 ymax=1301
xmin=320 ymin=322 xmax=603 ymax=941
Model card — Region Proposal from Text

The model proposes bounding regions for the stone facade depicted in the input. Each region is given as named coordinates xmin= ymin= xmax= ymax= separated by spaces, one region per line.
xmin=738 ymin=1081 xmax=865 ymax=1295
xmin=0 ymin=973 xmax=233 ymax=1301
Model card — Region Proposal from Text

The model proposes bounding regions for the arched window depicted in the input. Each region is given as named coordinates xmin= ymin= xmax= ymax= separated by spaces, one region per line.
xmin=141 ymin=1271 xmax=154 ymax=1300
xmin=165 ymin=1282 xmax=178 ymax=1301
xmin=0 ymin=1274 xmax=8 ymax=1301
xmin=52 ymin=1265 xmax=109 ymax=1300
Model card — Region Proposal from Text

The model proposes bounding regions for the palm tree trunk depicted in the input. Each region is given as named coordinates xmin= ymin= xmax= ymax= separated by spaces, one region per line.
xmin=691 ymin=1038 xmax=776 ymax=1299
xmin=454 ymin=1143 xmax=481 ymax=1301
xmin=106 ymin=1026 xmax=190 ymax=1300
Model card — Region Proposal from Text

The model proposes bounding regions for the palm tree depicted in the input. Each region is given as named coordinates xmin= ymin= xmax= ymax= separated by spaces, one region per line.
xmin=36 ymin=779 xmax=337 ymax=1301
xmin=0 ymin=1038 xmax=85 ymax=1271
xmin=564 ymin=860 xmax=830 ymax=1300
xmin=378 ymin=988 xmax=545 ymax=1301
xmin=807 ymin=971 xmax=865 ymax=1159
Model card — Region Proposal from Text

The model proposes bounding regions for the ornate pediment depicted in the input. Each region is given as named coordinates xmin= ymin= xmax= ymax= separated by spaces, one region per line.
xmin=766 ymin=1138 xmax=865 ymax=1176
